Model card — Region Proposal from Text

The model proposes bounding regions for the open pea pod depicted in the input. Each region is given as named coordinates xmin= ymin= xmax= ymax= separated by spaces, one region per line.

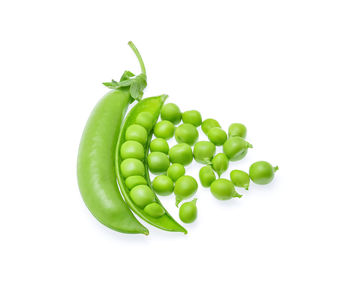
xmin=116 ymin=95 xmax=187 ymax=234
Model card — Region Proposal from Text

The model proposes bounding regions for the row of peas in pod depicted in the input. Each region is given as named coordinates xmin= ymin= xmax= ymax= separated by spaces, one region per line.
xmin=146 ymin=102 xmax=278 ymax=225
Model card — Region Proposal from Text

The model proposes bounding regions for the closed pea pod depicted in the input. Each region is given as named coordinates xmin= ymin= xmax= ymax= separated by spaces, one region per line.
xmin=116 ymin=95 xmax=186 ymax=233
xmin=207 ymin=127 xmax=227 ymax=146
xmin=193 ymin=141 xmax=216 ymax=164
xmin=182 ymin=110 xmax=202 ymax=127
xmin=230 ymin=170 xmax=250 ymax=190
xmin=201 ymin=118 xmax=221 ymax=135
xmin=179 ymin=199 xmax=198 ymax=224
xmin=199 ymin=165 xmax=216 ymax=187
xmin=212 ymin=153 xmax=229 ymax=177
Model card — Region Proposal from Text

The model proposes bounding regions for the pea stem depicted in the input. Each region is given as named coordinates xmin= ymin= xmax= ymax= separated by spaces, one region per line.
xmin=128 ymin=41 xmax=146 ymax=75
xmin=274 ymin=166 xmax=279 ymax=172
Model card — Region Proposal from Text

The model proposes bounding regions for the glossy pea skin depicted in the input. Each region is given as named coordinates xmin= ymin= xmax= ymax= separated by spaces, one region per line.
xmin=212 ymin=153 xmax=229 ymax=177
xmin=175 ymin=123 xmax=199 ymax=146
xmin=125 ymin=176 xmax=147 ymax=190
xmin=199 ymin=165 xmax=216 ymax=187
xmin=150 ymin=138 xmax=169 ymax=154
xmin=129 ymin=185 xmax=155 ymax=208
xmin=161 ymin=103 xmax=182 ymax=124
xmin=154 ymin=120 xmax=175 ymax=140
xmin=249 ymin=161 xmax=279 ymax=185
xmin=210 ymin=179 xmax=242 ymax=200
xmin=193 ymin=141 xmax=216 ymax=164
xmin=182 ymin=110 xmax=202 ymax=127
xmin=144 ymin=203 xmax=165 ymax=218
xmin=135 ymin=112 xmax=154 ymax=132
xmin=228 ymin=123 xmax=247 ymax=138
xmin=223 ymin=136 xmax=253 ymax=161
xmin=120 ymin=141 xmax=144 ymax=160
xmin=174 ymin=175 xmax=198 ymax=206
xmin=147 ymin=152 xmax=170 ymax=174
xmin=120 ymin=158 xmax=145 ymax=178
xmin=152 ymin=175 xmax=174 ymax=196
xmin=167 ymin=163 xmax=185 ymax=182
xmin=179 ymin=199 xmax=198 ymax=223
xmin=201 ymin=119 xmax=221 ymax=135
xmin=230 ymin=170 xmax=250 ymax=190
xmin=169 ymin=143 xmax=193 ymax=166
xmin=208 ymin=127 xmax=227 ymax=146
xmin=125 ymin=124 xmax=148 ymax=145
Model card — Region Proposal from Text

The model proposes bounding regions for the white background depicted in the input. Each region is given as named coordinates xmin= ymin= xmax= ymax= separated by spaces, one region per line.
xmin=1 ymin=1 xmax=349 ymax=282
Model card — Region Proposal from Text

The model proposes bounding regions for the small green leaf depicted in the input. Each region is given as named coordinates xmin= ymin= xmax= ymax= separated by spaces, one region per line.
xmin=120 ymin=70 xmax=135 ymax=81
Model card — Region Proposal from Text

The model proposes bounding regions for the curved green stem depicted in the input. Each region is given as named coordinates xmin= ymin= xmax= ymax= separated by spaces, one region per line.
xmin=128 ymin=41 xmax=146 ymax=75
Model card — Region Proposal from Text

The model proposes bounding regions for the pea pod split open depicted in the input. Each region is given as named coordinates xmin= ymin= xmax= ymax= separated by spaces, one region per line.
xmin=116 ymin=95 xmax=187 ymax=234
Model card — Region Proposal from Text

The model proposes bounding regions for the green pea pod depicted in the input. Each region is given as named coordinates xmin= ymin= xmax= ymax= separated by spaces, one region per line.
xmin=77 ymin=42 xmax=149 ymax=235
xmin=116 ymin=95 xmax=187 ymax=234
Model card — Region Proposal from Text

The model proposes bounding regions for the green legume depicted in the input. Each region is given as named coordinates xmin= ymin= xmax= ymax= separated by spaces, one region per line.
xmin=249 ymin=161 xmax=279 ymax=185
xmin=230 ymin=170 xmax=250 ymax=190
xmin=154 ymin=120 xmax=175 ymax=140
xmin=175 ymin=123 xmax=199 ymax=145
xmin=193 ymin=141 xmax=216 ymax=164
xmin=174 ymin=175 xmax=198 ymax=206
xmin=223 ymin=136 xmax=253 ymax=161
xmin=201 ymin=118 xmax=221 ymax=135
xmin=199 ymin=165 xmax=216 ymax=187
xmin=228 ymin=123 xmax=247 ymax=138
xmin=135 ymin=112 xmax=154 ymax=132
xmin=147 ymin=152 xmax=170 ymax=174
xmin=182 ymin=110 xmax=202 ymax=127
xmin=179 ymin=199 xmax=198 ymax=223
xmin=169 ymin=143 xmax=193 ymax=166
xmin=120 ymin=158 xmax=145 ymax=178
xmin=207 ymin=127 xmax=227 ymax=146
xmin=125 ymin=124 xmax=148 ymax=145
xmin=125 ymin=176 xmax=147 ymax=190
xmin=150 ymin=138 xmax=169 ymax=154
xmin=161 ymin=103 xmax=182 ymax=124
xmin=144 ymin=203 xmax=165 ymax=218
xmin=152 ymin=175 xmax=174 ymax=196
xmin=167 ymin=163 xmax=185 ymax=182
xmin=210 ymin=179 xmax=242 ymax=200
xmin=212 ymin=153 xmax=229 ymax=177
xmin=129 ymin=185 xmax=155 ymax=208
xmin=120 ymin=140 xmax=144 ymax=160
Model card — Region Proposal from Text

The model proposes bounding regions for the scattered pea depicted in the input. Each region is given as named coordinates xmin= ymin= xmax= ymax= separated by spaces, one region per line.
xmin=228 ymin=123 xmax=247 ymax=138
xmin=193 ymin=141 xmax=216 ymax=164
xmin=150 ymin=138 xmax=169 ymax=154
xmin=125 ymin=124 xmax=148 ymax=145
xmin=154 ymin=120 xmax=175 ymax=140
xmin=223 ymin=136 xmax=253 ymax=161
xmin=161 ymin=103 xmax=182 ymax=124
xmin=249 ymin=161 xmax=279 ymax=185
xmin=201 ymin=118 xmax=221 ymax=135
xmin=210 ymin=179 xmax=242 ymax=200
xmin=135 ymin=112 xmax=154 ymax=132
xmin=212 ymin=153 xmax=229 ymax=177
xmin=120 ymin=158 xmax=145 ymax=178
xmin=167 ymin=163 xmax=185 ymax=182
xmin=174 ymin=175 xmax=198 ymax=206
xmin=207 ymin=127 xmax=227 ymax=146
xmin=182 ymin=110 xmax=202 ymax=127
xmin=175 ymin=123 xmax=199 ymax=145
xmin=144 ymin=203 xmax=165 ymax=218
xmin=147 ymin=152 xmax=170 ymax=174
xmin=125 ymin=176 xmax=147 ymax=190
xmin=230 ymin=170 xmax=250 ymax=190
xmin=199 ymin=165 xmax=216 ymax=187
xmin=120 ymin=141 xmax=144 ymax=160
xmin=169 ymin=143 xmax=193 ymax=166
xmin=152 ymin=175 xmax=174 ymax=196
xmin=179 ymin=199 xmax=198 ymax=223
xmin=129 ymin=185 xmax=155 ymax=208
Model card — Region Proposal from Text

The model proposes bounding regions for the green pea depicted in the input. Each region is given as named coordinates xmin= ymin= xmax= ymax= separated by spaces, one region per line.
xmin=175 ymin=123 xmax=199 ymax=145
xmin=120 ymin=158 xmax=145 ymax=178
xmin=120 ymin=141 xmax=144 ymax=160
xmin=223 ymin=136 xmax=253 ymax=161
xmin=129 ymin=185 xmax=155 ymax=208
xmin=125 ymin=124 xmax=148 ymax=145
xmin=125 ymin=176 xmax=147 ymax=190
xmin=228 ymin=123 xmax=247 ymax=138
xmin=150 ymin=138 xmax=169 ymax=154
xmin=179 ymin=198 xmax=198 ymax=223
xmin=147 ymin=152 xmax=170 ymax=174
xmin=201 ymin=118 xmax=221 ymax=135
xmin=167 ymin=163 xmax=185 ymax=182
xmin=182 ymin=110 xmax=202 ymax=127
xmin=160 ymin=103 xmax=182 ymax=124
xmin=199 ymin=165 xmax=216 ymax=187
xmin=154 ymin=120 xmax=175 ymax=140
xmin=249 ymin=161 xmax=279 ymax=185
xmin=152 ymin=175 xmax=174 ymax=196
xmin=208 ymin=127 xmax=227 ymax=146
xmin=193 ymin=141 xmax=216 ymax=164
xmin=230 ymin=170 xmax=250 ymax=190
xmin=144 ymin=203 xmax=165 ymax=218
xmin=135 ymin=112 xmax=154 ymax=132
xmin=210 ymin=179 xmax=242 ymax=200
xmin=212 ymin=153 xmax=229 ymax=177
xmin=174 ymin=175 xmax=198 ymax=206
xmin=169 ymin=143 xmax=193 ymax=166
